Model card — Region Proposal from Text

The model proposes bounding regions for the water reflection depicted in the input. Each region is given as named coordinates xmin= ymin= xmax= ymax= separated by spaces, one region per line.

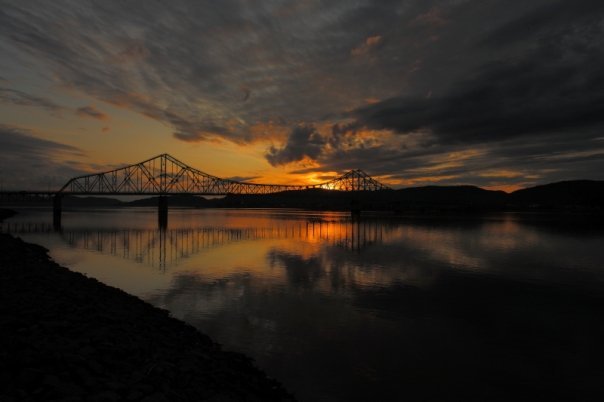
xmin=3 ymin=218 xmax=388 ymax=270
xmin=3 ymin=209 xmax=604 ymax=401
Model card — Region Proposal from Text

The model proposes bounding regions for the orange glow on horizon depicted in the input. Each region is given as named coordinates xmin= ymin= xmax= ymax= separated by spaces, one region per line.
xmin=481 ymin=184 xmax=525 ymax=193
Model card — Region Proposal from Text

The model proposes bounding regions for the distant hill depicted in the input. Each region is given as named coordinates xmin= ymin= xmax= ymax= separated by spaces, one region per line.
xmin=204 ymin=180 xmax=602 ymax=213
xmin=206 ymin=185 xmax=509 ymax=212
xmin=396 ymin=185 xmax=508 ymax=205
xmin=510 ymin=180 xmax=604 ymax=209
xmin=4 ymin=180 xmax=600 ymax=213
xmin=125 ymin=194 xmax=211 ymax=208
xmin=61 ymin=196 xmax=122 ymax=207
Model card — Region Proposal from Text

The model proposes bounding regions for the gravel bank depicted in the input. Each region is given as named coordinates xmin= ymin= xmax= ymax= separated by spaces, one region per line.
xmin=0 ymin=210 xmax=295 ymax=401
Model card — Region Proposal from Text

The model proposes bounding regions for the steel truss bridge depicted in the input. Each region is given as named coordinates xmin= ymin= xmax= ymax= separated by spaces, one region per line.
xmin=57 ymin=153 xmax=389 ymax=196
xmin=0 ymin=153 xmax=389 ymax=229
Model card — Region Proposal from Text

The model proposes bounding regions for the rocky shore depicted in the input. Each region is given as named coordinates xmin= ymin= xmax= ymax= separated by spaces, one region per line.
xmin=0 ymin=210 xmax=295 ymax=401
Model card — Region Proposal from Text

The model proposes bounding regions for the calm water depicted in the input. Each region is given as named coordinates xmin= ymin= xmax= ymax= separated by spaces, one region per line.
xmin=3 ymin=208 xmax=604 ymax=401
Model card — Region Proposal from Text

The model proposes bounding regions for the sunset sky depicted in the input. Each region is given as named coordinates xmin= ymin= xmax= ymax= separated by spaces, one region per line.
xmin=1 ymin=0 xmax=603 ymax=192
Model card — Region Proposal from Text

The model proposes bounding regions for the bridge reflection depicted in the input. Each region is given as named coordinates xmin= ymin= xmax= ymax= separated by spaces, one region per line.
xmin=2 ymin=219 xmax=385 ymax=269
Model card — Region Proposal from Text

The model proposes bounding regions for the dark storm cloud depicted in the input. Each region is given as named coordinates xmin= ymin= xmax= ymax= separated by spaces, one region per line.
xmin=311 ymin=0 xmax=604 ymax=186
xmin=0 ymin=124 xmax=86 ymax=189
xmin=266 ymin=125 xmax=326 ymax=166
xmin=262 ymin=0 xmax=604 ymax=186
xmin=481 ymin=0 xmax=604 ymax=48
xmin=352 ymin=42 xmax=604 ymax=145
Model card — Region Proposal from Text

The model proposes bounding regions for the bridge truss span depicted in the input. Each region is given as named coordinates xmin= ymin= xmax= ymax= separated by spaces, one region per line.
xmin=58 ymin=153 xmax=389 ymax=195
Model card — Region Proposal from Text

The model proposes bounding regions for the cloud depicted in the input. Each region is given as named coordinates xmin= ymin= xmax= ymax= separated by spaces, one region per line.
xmin=1 ymin=1 xmax=604 ymax=189
xmin=350 ymin=35 xmax=383 ymax=57
xmin=0 ymin=88 xmax=112 ymax=124
xmin=0 ymin=124 xmax=86 ymax=189
xmin=266 ymin=125 xmax=326 ymax=166
xmin=336 ymin=5 xmax=604 ymax=187
xmin=98 ymin=91 xmax=233 ymax=142
xmin=352 ymin=52 xmax=604 ymax=145
xmin=112 ymin=41 xmax=150 ymax=63
xmin=76 ymin=105 xmax=109 ymax=121
xmin=281 ymin=121 xmax=604 ymax=189
xmin=0 ymin=87 xmax=65 ymax=112
xmin=224 ymin=175 xmax=261 ymax=183
xmin=240 ymin=86 xmax=251 ymax=102
xmin=481 ymin=0 xmax=604 ymax=48
xmin=0 ymin=1 xmax=421 ymax=145
xmin=0 ymin=124 xmax=81 ymax=156
xmin=412 ymin=7 xmax=447 ymax=27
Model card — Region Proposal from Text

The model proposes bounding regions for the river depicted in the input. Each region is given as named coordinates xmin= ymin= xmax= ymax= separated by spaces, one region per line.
xmin=3 ymin=207 xmax=604 ymax=401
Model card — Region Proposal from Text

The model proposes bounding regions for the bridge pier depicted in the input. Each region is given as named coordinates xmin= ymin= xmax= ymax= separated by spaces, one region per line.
xmin=350 ymin=198 xmax=361 ymax=219
xmin=52 ymin=195 xmax=62 ymax=231
xmin=158 ymin=195 xmax=168 ymax=230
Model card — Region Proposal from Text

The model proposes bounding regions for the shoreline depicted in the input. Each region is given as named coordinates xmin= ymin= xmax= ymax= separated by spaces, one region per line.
xmin=0 ymin=209 xmax=294 ymax=401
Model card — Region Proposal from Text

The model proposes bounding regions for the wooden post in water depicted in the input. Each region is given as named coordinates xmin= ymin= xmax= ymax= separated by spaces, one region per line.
xmin=158 ymin=195 xmax=168 ymax=230
xmin=52 ymin=194 xmax=62 ymax=231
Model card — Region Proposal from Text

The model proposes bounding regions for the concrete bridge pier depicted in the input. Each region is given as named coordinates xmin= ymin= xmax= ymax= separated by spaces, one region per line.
xmin=158 ymin=195 xmax=168 ymax=230
xmin=52 ymin=195 xmax=62 ymax=231
xmin=350 ymin=198 xmax=361 ymax=219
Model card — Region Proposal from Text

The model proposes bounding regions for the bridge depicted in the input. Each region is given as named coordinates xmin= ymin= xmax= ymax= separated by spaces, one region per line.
xmin=57 ymin=153 xmax=388 ymax=195
xmin=0 ymin=153 xmax=389 ymax=228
